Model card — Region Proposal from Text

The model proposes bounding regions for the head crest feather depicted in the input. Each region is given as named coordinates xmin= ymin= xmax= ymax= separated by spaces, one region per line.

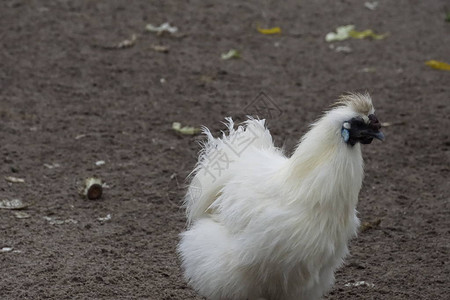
xmin=333 ymin=92 xmax=374 ymax=115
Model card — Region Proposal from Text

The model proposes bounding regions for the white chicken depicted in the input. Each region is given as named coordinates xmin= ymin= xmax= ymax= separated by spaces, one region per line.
xmin=178 ymin=93 xmax=384 ymax=300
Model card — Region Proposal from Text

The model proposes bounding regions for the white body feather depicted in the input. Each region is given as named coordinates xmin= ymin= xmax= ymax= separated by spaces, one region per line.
xmin=178 ymin=95 xmax=375 ymax=300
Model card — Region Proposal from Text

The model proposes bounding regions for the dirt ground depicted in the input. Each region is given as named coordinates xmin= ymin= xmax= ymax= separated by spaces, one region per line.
xmin=1 ymin=0 xmax=449 ymax=299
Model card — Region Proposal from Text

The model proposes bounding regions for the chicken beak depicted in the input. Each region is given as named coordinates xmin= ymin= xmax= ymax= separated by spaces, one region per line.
xmin=372 ymin=131 xmax=385 ymax=141
xmin=367 ymin=114 xmax=384 ymax=141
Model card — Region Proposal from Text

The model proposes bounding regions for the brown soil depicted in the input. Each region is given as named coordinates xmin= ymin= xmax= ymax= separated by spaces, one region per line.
xmin=1 ymin=0 xmax=449 ymax=299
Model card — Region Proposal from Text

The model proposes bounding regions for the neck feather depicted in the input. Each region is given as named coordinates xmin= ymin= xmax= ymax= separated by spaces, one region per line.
xmin=282 ymin=114 xmax=364 ymax=208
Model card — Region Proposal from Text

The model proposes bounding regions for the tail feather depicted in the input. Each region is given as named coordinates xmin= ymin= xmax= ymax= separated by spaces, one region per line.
xmin=183 ymin=117 xmax=273 ymax=224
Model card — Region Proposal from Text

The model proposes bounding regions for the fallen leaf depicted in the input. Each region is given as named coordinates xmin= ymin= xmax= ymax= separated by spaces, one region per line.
xmin=425 ymin=60 xmax=450 ymax=71
xmin=349 ymin=29 xmax=387 ymax=40
xmin=14 ymin=211 xmax=31 ymax=219
xmin=98 ymin=214 xmax=112 ymax=222
xmin=99 ymin=34 xmax=138 ymax=50
xmin=326 ymin=25 xmax=387 ymax=42
xmin=325 ymin=25 xmax=355 ymax=42
xmin=329 ymin=44 xmax=352 ymax=53
xmin=0 ymin=199 xmax=30 ymax=210
xmin=172 ymin=122 xmax=201 ymax=135
xmin=199 ymin=75 xmax=215 ymax=83
xmin=221 ymin=49 xmax=241 ymax=60
xmin=257 ymin=26 xmax=281 ymax=35
xmin=364 ymin=1 xmax=378 ymax=10
xmin=116 ymin=34 xmax=137 ymax=49
xmin=151 ymin=44 xmax=169 ymax=53
xmin=44 ymin=163 xmax=60 ymax=169
xmin=5 ymin=176 xmax=25 ymax=183
xmin=344 ymin=281 xmax=375 ymax=288
xmin=360 ymin=219 xmax=381 ymax=232
xmin=145 ymin=22 xmax=178 ymax=35
xmin=43 ymin=216 xmax=78 ymax=225
xmin=336 ymin=46 xmax=352 ymax=53
xmin=361 ymin=67 xmax=376 ymax=73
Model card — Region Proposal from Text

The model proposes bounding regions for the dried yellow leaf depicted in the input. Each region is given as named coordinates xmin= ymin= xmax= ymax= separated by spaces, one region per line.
xmin=326 ymin=25 xmax=387 ymax=42
xmin=349 ymin=29 xmax=387 ymax=40
xmin=425 ymin=60 xmax=450 ymax=71
xmin=257 ymin=26 xmax=281 ymax=35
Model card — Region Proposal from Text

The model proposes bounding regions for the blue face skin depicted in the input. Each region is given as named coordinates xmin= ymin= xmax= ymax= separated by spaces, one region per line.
xmin=341 ymin=128 xmax=350 ymax=143
xmin=342 ymin=114 xmax=385 ymax=146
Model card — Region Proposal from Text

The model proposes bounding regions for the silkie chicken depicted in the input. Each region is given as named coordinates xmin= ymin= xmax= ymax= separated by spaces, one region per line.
xmin=178 ymin=93 xmax=384 ymax=300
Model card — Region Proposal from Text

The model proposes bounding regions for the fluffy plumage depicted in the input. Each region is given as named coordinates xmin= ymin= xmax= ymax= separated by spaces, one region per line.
xmin=178 ymin=93 xmax=382 ymax=300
